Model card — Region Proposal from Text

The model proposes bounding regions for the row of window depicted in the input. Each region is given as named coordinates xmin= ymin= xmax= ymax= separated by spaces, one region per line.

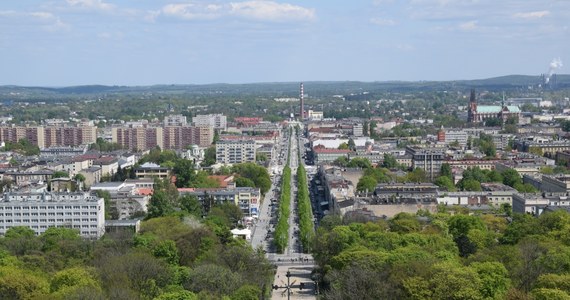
xmin=0 ymin=212 xmax=97 ymax=216
xmin=0 ymin=205 xmax=98 ymax=210
xmin=1 ymin=218 xmax=98 ymax=223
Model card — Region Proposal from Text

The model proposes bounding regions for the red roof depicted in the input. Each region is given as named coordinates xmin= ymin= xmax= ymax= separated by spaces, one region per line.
xmin=136 ymin=188 xmax=154 ymax=196
xmin=208 ymin=175 xmax=234 ymax=188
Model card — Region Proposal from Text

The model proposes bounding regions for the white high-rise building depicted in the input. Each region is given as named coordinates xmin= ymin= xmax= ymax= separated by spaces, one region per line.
xmin=0 ymin=192 xmax=105 ymax=239
xmin=216 ymin=140 xmax=256 ymax=164
xmin=164 ymin=114 xmax=187 ymax=127
xmin=193 ymin=114 xmax=227 ymax=131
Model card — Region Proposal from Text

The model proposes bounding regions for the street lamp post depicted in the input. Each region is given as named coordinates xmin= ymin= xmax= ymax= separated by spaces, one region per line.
xmin=273 ymin=269 xmax=296 ymax=300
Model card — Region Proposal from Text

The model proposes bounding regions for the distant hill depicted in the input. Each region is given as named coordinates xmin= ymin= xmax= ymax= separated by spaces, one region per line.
xmin=1 ymin=74 xmax=569 ymax=101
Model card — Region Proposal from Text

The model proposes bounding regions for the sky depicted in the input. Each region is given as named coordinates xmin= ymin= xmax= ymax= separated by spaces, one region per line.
xmin=0 ymin=0 xmax=568 ymax=86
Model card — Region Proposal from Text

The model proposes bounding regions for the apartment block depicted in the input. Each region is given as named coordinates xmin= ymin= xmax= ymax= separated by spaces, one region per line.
xmin=179 ymin=187 xmax=260 ymax=216
xmin=0 ymin=192 xmax=105 ymax=239
xmin=216 ymin=140 xmax=256 ymax=164
xmin=192 ymin=114 xmax=227 ymax=131
xmin=112 ymin=126 xmax=164 ymax=151
xmin=0 ymin=125 xmax=96 ymax=149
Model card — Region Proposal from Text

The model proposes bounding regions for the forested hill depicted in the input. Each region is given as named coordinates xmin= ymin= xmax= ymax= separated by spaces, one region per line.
xmin=1 ymin=74 xmax=569 ymax=101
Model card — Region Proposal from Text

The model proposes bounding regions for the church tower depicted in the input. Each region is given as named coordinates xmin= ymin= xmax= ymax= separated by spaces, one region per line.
xmin=467 ymin=89 xmax=477 ymax=123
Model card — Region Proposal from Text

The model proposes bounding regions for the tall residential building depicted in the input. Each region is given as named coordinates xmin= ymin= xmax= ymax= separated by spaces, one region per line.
xmin=216 ymin=140 xmax=256 ymax=164
xmin=113 ymin=125 xmax=213 ymax=151
xmin=0 ymin=192 xmax=105 ymax=239
xmin=112 ymin=126 xmax=164 ymax=151
xmin=0 ymin=125 xmax=96 ymax=149
xmin=43 ymin=126 xmax=97 ymax=148
xmin=162 ymin=126 xmax=213 ymax=149
xmin=192 ymin=114 xmax=227 ymax=131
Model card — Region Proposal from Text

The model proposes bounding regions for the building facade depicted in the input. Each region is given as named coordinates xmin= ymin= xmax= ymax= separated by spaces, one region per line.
xmin=216 ymin=140 xmax=256 ymax=164
xmin=179 ymin=187 xmax=260 ymax=216
xmin=0 ymin=125 xmax=96 ymax=149
xmin=0 ymin=192 xmax=105 ymax=239
xmin=192 ymin=114 xmax=227 ymax=131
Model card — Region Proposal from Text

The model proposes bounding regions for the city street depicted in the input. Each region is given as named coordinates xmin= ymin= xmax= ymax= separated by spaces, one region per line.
xmin=249 ymin=124 xmax=317 ymax=299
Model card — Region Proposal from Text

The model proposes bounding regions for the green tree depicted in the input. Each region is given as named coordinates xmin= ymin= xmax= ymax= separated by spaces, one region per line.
xmin=333 ymin=156 xmax=349 ymax=167
xmin=338 ymin=142 xmax=349 ymax=150
xmin=440 ymin=163 xmax=452 ymax=178
xmin=235 ymin=177 xmax=255 ymax=188
xmin=50 ymin=267 xmax=101 ymax=293
xmin=502 ymin=168 xmax=522 ymax=188
xmin=179 ymin=194 xmax=203 ymax=217
xmin=356 ymin=176 xmax=377 ymax=193
xmin=470 ymin=262 xmax=510 ymax=299
xmin=146 ymin=191 xmax=175 ymax=219
xmin=347 ymin=157 xmax=372 ymax=169
xmin=0 ymin=266 xmax=49 ymax=299
xmin=52 ymin=170 xmax=70 ymax=178
xmin=435 ymin=176 xmax=456 ymax=191
xmin=462 ymin=179 xmax=482 ymax=191
xmin=202 ymin=146 xmax=216 ymax=167
xmin=231 ymin=285 xmax=261 ymax=300
xmin=382 ymin=153 xmax=398 ymax=169
xmin=406 ymin=168 xmax=427 ymax=183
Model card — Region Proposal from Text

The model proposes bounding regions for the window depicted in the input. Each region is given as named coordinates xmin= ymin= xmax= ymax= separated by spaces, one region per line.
xmin=48 ymin=206 xmax=55 ymax=209
xmin=73 ymin=206 xmax=80 ymax=209
xmin=39 ymin=213 xmax=46 ymax=216
xmin=56 ymin=206 xmax=63 ymax=209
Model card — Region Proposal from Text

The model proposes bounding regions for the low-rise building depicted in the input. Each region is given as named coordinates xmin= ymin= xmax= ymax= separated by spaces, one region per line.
xmin=0 ymin=192 xmax=105 ymax=239
xmin=178 ymin=187 xmax=260 ymax=217
xmin=135 ymin=162 xmax=170 ymax=179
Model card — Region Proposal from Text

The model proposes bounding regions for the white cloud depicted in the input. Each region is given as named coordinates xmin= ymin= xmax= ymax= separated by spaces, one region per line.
xmin=230 ymin=1 xmax=315 ymax=22
xmin=513 ymin=10 xmax=550 ymax=19
xmin=66 ymin=0 xmax=115 ymax=11
xmin=459 ymin=20 xmax=477 ymax=30
xmin=370 ymin=17 xmax=396 ymax=26
xmin=0 ymin=10 xmax=70 ymax=32
xmin=160 ymin=3 xmax=223 ymax=20
xmin=154 ymin=1 xmax=315 ymax=22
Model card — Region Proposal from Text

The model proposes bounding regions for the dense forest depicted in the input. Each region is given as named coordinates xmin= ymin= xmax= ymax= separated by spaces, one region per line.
xmin=0 ymin=213 xmax=273 ymax=299
xmin=312 ymin=209 xmax=570 ymax=300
